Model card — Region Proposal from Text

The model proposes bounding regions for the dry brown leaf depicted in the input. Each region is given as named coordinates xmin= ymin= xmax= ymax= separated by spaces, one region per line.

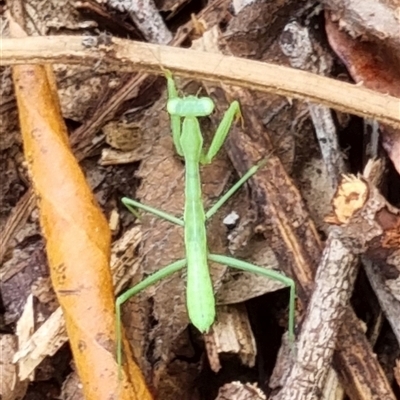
xmin=10 ymin=15 xmax=152 ymax=400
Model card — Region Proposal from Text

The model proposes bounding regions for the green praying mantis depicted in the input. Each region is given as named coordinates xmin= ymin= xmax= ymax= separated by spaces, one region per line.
xmin=116 ymin=71 xmax=296 ymax=368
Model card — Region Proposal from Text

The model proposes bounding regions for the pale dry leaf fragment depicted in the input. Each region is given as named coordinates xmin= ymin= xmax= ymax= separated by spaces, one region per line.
xmin=0 ymin=334 xmax=28 ymax=400
xmin=108 ymin=208 xmax=120 ymax=233
xmin=191 ymin=24 xmax=221 ymax=52
xmin=204 ymin=305 xmax=256 ymax=372
xmin=15 ymin=294 xmax=35 ymax=381
xmin=100 ymin=147 xmax=148 ymax=165
xmin=232 ymin=0 xmax=258 ymax=14
xmin=13 ymin=307 xmax=68 ymax=381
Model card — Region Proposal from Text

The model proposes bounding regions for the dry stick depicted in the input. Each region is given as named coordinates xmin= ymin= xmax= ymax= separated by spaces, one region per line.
xmin=273 ymin=235 xmax=359 ymax=400
xmin=363 ymin=258 xmax=400 ymax=345
xmin=361 ymin=160 xmax=400 ymax=345
xmin=272 ymin=22 xmax=349 ymax=398
xmin=362 ymin=161 xmax=400 ymax=345
xmin=275 ymin=175 xmax=399 ymax=400
xmin=280 ymin=21 xmax=346 ymax=189
xmin=360 ymin=160 xmax=400 ymax=346
xmin=1 ymin=37 xmax=400 ymax=129
xmin=330 ymin=175 xmax=400 ymax=400
xmin=335 ymin=313 xmax=394 ymax=400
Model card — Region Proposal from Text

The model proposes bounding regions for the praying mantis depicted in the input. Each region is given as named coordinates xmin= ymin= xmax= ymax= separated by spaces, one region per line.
xmin=116 ymin=71 xmax=296 ymax=368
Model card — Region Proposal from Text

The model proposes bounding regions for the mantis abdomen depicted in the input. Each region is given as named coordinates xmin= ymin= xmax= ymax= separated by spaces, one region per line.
xmin=183 ymin=117 xmax=215 ymax=333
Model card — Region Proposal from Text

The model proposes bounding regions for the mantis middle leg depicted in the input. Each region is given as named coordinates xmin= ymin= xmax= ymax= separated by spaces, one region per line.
xmin=122 ymin=197 xmax=184 ymax=226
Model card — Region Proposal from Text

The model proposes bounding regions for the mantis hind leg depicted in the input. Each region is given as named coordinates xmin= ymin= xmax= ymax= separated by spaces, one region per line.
xmin=116 ymin=258 xmax=187 ymax=374
xmin=208 ymin=253 xmax=295 ymax=343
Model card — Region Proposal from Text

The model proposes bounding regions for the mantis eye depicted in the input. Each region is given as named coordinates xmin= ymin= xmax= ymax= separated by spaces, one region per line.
xmin=196 ymin=97 xmax=215 ymax=115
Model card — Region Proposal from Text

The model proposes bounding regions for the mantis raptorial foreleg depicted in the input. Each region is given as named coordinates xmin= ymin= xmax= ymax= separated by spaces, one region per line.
xmin=205 ymin=160 xmax=267 ymax=220
xmin=200 ymin=100 xmax=241 ymax=164
xmin=116 ymin=71 xmax=296 ymax=373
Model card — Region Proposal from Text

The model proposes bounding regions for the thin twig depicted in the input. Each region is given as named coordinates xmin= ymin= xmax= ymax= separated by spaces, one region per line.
xmin=363 ymin=257 xmax=400 ymax=345
xmin=280 ymin=21 xmax=345 ymax=189
xmin=1 ymin=36 xmax=399 ymax=128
